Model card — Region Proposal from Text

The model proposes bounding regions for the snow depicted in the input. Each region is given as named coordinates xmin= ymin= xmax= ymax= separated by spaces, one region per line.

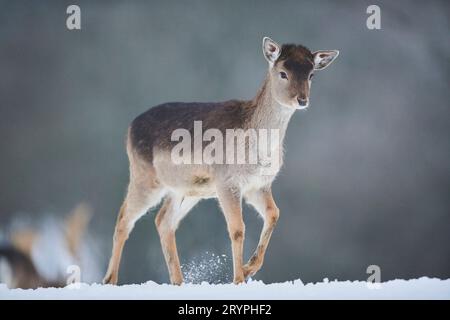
xmin=1 ymin=277 xmax=449 ymax=300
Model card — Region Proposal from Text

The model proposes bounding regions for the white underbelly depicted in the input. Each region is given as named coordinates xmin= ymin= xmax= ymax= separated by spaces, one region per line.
xmin=153 ymin=152 xmax=280 ymax=198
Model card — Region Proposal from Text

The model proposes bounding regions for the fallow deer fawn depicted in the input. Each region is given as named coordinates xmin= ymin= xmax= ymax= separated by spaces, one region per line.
xmin=103 ymin=37 xmax=339 ymax=285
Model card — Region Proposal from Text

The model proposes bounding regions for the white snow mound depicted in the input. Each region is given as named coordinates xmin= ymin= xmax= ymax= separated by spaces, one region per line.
xmin=1 ymin=277 xmax=449 ymax=300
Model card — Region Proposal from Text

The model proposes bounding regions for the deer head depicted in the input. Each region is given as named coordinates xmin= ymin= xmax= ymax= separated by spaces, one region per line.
xmin=263 ymin=37 xmax=339 ymax=109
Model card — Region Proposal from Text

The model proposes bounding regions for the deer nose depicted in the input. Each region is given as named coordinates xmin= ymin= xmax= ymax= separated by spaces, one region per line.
xmin=297 ymin=97 xmax=308 ymax=107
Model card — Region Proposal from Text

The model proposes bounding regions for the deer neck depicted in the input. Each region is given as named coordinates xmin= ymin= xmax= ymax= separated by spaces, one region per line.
xmin=249 ymin=74 xmax=295 ymax=141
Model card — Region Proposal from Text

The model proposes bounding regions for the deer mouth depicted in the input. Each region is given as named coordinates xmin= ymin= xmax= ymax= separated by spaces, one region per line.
xmin=296 ymin=104 xmax=309 ymax=110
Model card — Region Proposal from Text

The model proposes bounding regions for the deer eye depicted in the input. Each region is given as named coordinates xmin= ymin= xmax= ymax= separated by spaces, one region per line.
xmin=309 ymin=73 xmax=314 ymax=80
xmin=279 ymin=71 xmax=288 ymax=80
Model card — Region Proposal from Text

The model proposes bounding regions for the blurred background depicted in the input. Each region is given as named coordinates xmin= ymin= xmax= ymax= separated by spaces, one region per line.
xmin=0 ymin=0 xmax=449 ymax=285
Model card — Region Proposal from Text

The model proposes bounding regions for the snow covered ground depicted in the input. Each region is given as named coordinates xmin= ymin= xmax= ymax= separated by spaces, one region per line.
xmin=1 ymin=277 xmax=449 ymax=300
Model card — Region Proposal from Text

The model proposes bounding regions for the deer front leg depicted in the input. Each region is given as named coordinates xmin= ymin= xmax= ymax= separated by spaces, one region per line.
xmin=243 ymin=188 xmax=279 ymax=278
xmin=217 ymin=185 xmax=246 ymax=284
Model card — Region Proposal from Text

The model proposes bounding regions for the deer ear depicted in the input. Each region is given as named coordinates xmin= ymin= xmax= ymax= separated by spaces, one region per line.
xmin=313 ymin=50 xmax=339 ymax=70
xmin=262 ymin=37 xmax=281 ymax=64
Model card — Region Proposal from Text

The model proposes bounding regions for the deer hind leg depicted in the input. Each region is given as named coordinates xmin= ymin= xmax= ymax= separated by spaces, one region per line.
xmin=243 ymin=188 xmax=279 ymax=279
xmin=155 ymin=195 xmax=199 ymax=285
xmin=103 ymin=172 xmax=164 ymax=285
xmin=217 ymin=185 xmax=246 ymax=284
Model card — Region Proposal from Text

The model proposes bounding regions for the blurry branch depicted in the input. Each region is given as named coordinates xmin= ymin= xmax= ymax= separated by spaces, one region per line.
xmin=64 ymin=202 xmax=92 ymax=259
xmin=10 ymin=229 xmax=38 ymax=258
xmin=0 ymin=202 xmax=94 ymax=289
